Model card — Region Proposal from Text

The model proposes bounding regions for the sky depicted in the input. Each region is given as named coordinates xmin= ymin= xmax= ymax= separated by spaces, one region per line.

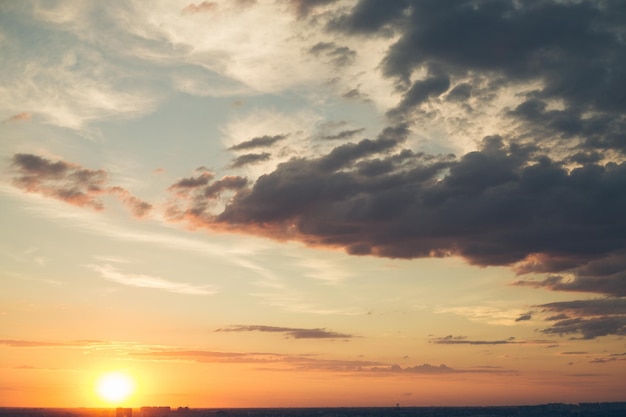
xmin=1 ymin=0 xmax=625 ymax=409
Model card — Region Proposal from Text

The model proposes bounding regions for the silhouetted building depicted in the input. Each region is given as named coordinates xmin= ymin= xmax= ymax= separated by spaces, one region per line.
xmin=116 ymin=408 xmax=132 ymax=417
xmin=140 ymin=406 xmax=171 ymax=417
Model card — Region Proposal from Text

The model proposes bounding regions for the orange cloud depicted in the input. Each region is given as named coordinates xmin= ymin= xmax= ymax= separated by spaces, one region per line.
xmin=3 ymin=112 xmax=32 ymax=124
xmin=182 ymin=1 xmax=217 ymax=15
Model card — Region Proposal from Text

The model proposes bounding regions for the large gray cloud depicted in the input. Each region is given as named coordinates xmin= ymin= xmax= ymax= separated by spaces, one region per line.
xmin=207 ymin=135 xmax=626 ymax=267
xmin=167 ymin=127 xmax=626 ymax=306
xmin=332 ymin=0 xmax=626 ymax=155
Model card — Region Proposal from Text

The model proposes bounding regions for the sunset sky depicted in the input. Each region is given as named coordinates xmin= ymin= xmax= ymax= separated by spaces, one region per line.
xmin=1 ymin=0 xmax=625 ymax=409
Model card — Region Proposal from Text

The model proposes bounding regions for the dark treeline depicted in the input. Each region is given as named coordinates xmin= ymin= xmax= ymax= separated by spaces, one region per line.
xmin=3 ymin=403 xmax=626 ymax=417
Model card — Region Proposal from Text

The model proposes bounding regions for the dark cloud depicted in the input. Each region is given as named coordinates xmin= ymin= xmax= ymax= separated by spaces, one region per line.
xmin=11 ymin=153 xmax=152 ymax=218
xmin=159 ymin=125 xmax=626 ymax=305
xmin=342 ymin=87 xmax=371 ymax=102
xmin=229 ymin=152 xmax=272 ymax=168
xmin=537 ymin=298 xmax=626 ymax=339
xmin=589 ymin=353 xmax=626 ymax=364
xmin=320 ymin=128 xmax=366 ymax=141
xmin=540 ymin=316 xmax=626 ymax=340
xmin=308 ymin=42 xmax=357 ymax=67
xmin=514 ymin=252 xmax=626 ymax=297
xmin=431 ymin=335 xmax=554 ymax=346
xmin=169 ymin=170 xmax=214 ymax=189
xmin=388 ymin=68 xmax=451 ymax=117
xmin=11 ymin=2 xmax=626 ymax=349
xmin=204 ymin=176 xmax=249 ymax=199
xmin=538 ymin=299 xmax=626 ymax=317
xmin=228 ymin=134 xmax=288 ymax=151
xmin=330 ymin=0 xmax=626 ymax=156
xmin=328 ymin=0 xmax=411 ymax=35
xmin=166 ymin=171 xmax=247 ymax=222
xmin=288 ymin=0 xmax=339 ymax=18
xmin=431 ymin=335 xmax=518 ymax=345
xmin=215 ymin=325 xmax=353 ymax=339
xmin=445 ymin=83 xmax=472 ymax=102
xmin=515 ymin=312 xmax=533 ymax=322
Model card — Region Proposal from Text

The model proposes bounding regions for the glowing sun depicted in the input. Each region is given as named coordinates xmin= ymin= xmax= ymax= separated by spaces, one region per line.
xmin=96 ymin=371 xmax=135 ymax=404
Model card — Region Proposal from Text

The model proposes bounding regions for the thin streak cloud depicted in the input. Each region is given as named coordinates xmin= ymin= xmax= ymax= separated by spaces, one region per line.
xmin=87 ymin=264 xmax=218 ymax=295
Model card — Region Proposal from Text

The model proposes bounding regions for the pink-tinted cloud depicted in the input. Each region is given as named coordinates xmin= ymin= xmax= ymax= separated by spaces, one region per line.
xmin=182 ymin=1 xmax=218 ymax=15
xmin=11 ymin=153 xmax=152 ymax=218
xmin=2 ymin=112 xmax=31 ymax=124
xmin=108 ymin=186 xmax=153 ymax=218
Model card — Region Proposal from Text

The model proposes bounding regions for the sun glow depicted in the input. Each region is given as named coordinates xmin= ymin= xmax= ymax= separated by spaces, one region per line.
xmin=96 ymin=371 xmax=135 ymax=404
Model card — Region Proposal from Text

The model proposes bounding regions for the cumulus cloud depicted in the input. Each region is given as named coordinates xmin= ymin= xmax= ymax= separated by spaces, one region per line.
xmin=160 ymin=123 xmax=626 ymax=311
xmin=215 ymin=325 xmax=352 ymax=339
xmin=333 ymin=0 xmax=626 ymax=157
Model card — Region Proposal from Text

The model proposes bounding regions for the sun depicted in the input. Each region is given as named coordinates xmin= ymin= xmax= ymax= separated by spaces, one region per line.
xmin=95 ymin=371 xmax=135 ymax=404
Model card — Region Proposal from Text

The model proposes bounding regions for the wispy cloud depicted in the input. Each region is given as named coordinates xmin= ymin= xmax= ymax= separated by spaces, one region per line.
xmin=433 ymin=305 xmax=531 ymax=326
xmin=431 ymin=335 xmax=519 ymax=346
xmin=2 ymin=112 xmax=31 ymax=124
xmin=589 ymin=353 xmax=626 ymax=364
xmin=181 ymin=2 xmax=218 ymax=16
xmin=228 ymin=134 xmax=288 ymax=151
xmin=430 ymin=335 xmax=553 ymax=346
xmin=133 ymin=347 xmax=514 ymax=375
xmin=320 ymin=128 xmax=366 ymax=141
xmin=87 ymin=264 xmax=217 ymax=295
xmin=0 ymin=339 xmax=106 ymax=348
xmin=1 ymin=337 xmax=517 ymax=376
xmin=229 ymin=152 xmax=272 ymax=169
xmin=215 ymin=325 xmax=353 ymax=339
